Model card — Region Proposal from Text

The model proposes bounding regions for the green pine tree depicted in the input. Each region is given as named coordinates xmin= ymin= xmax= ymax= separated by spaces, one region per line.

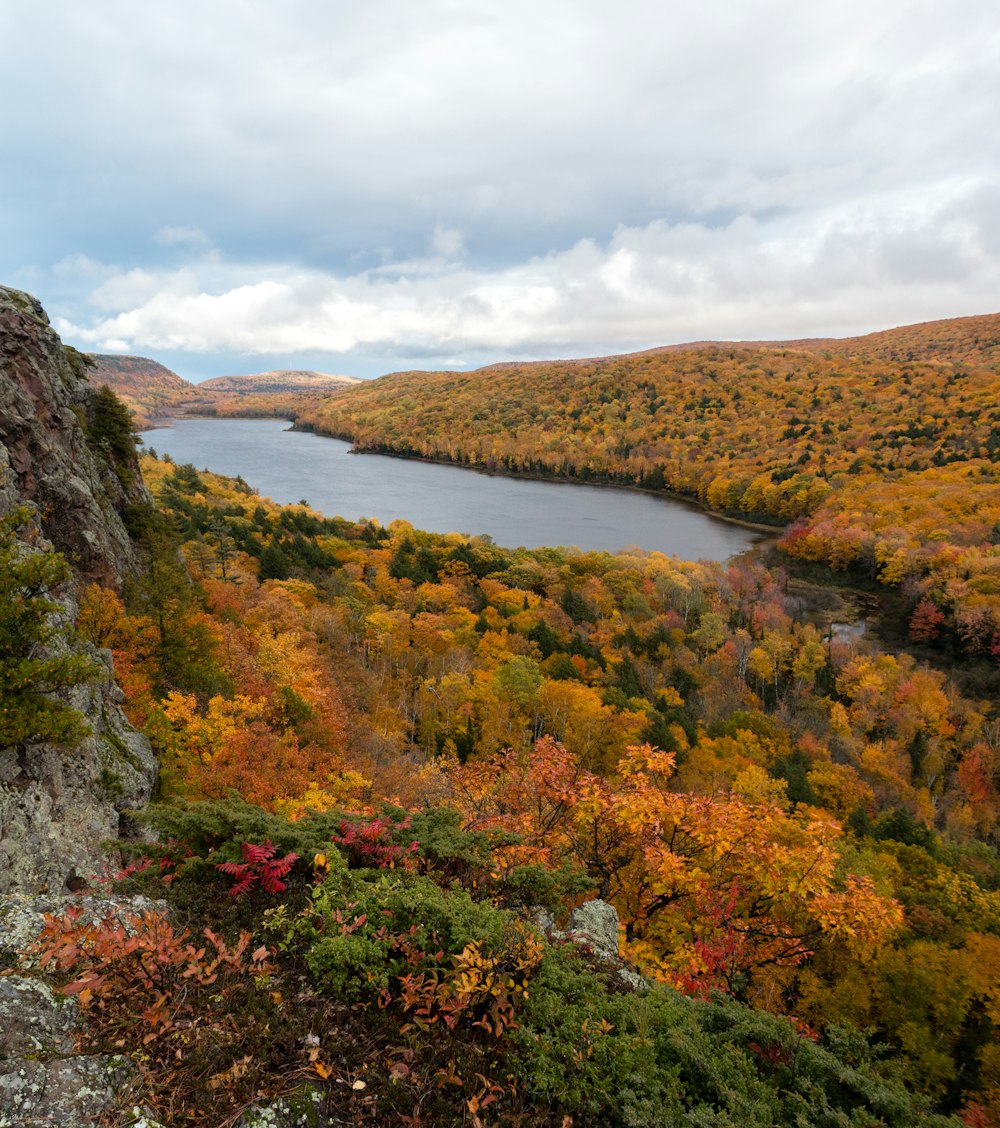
xmin=0 ymin=507 xmax=98 ymax=748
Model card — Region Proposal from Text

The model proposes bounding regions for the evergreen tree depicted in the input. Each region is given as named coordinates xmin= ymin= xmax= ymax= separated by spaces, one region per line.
xmin=258 ymin=538 xmax=291 ymax=581
xmin=88 ymin=385 xmax=137 ymax=469
xmin=0 ymin=507 xmax=97 ymax=747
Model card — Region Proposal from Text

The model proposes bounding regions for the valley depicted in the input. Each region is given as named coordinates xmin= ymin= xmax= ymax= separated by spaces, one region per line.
xmin=3 ymin=288 xmax=998 ymax=1126
xmin=6 ymin=7 xmax=997 ymax=1124
xmin=147 ymin=416 xmax=767 ymax=558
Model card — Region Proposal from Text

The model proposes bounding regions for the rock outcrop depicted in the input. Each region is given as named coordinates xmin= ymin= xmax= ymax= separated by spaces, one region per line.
xmin=0 ymin=286 xmax=148 ymax=588
xmin=0 ymin=647 xmax=157 ymax=894
xmin=536 ymin=899 xmax=648 ymax=992
xmin=0 ymin=895 xmax=167 ymax=1127
xmin=0 ymin=285 xmax=157 ymax=895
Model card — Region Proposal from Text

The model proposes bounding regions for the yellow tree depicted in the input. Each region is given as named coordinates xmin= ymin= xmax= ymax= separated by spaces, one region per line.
xmin=448 ymin=738 xmax=902 ymax=996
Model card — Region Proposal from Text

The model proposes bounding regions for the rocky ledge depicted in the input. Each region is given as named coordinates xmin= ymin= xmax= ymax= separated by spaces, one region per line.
xmin=0 ymin=285 xmax=157 ymax=895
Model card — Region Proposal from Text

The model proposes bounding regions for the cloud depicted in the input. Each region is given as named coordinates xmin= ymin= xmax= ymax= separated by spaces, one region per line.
xmin=54 ymin=177 xmax=1000 ymax=364
xmin=5 ymin=0 xmax=1000 ymax=265
xmin=4 ymin=0 xmax=1000 ymax=372
xmin=431 ymin=225 xmax=465 ymax=261
xmin=154 ymin=226 xmax=212 ymax=249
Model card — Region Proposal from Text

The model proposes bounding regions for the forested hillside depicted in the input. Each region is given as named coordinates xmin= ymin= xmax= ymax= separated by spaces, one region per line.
xmin=88 ymin=354 xmax=192 ymax=397
xmin=35 ymin=447 xmax=994 ymax=1124
xmin=197 ymin=369 xmax=361 ymax=394
xmin=298 ymin=312 xmax=1000 ymax=672
xmin=202 ymin=370 xmax=364 ymax=421
xmin=645 ymin=309 xmax=1000 ymax=366
xmin=88 ymin=353 xmax=197 ymax=426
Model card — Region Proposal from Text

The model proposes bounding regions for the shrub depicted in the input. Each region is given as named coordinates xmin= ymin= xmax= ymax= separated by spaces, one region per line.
xmin=138 ymin=795 xmax=349 ymax=866
xmin=513 ymin=945 xmax=960 ymax=1126
xmin=32 ymin=904 xmax=272 ymax=1041
xmin=217 ymin=840 xmax=300 ymax=897
xmin=293 ymin=868 xmax=514 ymax=999
xmin=0 ymin=506 xmax=98 ymax=748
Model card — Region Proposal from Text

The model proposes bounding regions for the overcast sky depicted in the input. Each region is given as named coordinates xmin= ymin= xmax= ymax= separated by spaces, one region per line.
xmin=2 ymin=0 xmax=998 ymax=380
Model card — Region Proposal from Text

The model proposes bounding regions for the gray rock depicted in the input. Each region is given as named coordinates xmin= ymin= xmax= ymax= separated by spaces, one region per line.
xmin=0 ymin=973 xmax=132 ymax=1128
xmin=0 ymin=1053 xmax=130 ymax=1128
xmin=0 ymin=894 xmax=171 ymax=1127
xmin=550 ymin=899 xmax=649 ymax=992
xmin=0 ymin=976 xmax=76 ymax=1054
xmin=616 ymin=966 xmax=649 ymax=992
xmin=0 ymin=285 xmax=149 ymax=587
xmin=566 ymin=898 xmax=621 ymax=959
xmin=0 ymin=661 xmax=157 ymax=894
xmin=235 ymin=1088 xmax=337 ymax=1127
xmin=0 ymin=285 xmax=158 ymax=895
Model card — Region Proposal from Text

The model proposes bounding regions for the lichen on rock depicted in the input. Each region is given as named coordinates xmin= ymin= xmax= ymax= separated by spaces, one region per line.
xmin=0 ymin=961 xmax=126 ymax=1128
xmin=0 ymin=893 xmax=169 ymax=1127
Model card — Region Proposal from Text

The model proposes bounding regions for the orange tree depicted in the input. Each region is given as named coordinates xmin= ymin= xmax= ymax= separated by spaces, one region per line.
xmin=448 ymin=737 xmax=901 ymax=996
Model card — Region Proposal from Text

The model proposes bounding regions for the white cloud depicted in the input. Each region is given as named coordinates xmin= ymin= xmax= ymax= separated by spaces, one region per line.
xmin=55 ymin=177 xmax=1000 ymax=362
xmin=3 ymin=0 xmax=1000 ymax=369
xmin=431 ymin=224 xmax=465 ymax=261
xmin=154 ymin=226 xmax=212 ymax=249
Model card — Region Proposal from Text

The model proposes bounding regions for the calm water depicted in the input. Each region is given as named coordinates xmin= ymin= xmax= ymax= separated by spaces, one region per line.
xmin=145 ymin=417 xmax=765 ymax=560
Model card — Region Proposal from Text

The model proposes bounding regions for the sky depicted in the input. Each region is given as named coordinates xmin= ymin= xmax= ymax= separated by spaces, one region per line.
xmin=2 ymin=0 xmax=999 ymax=381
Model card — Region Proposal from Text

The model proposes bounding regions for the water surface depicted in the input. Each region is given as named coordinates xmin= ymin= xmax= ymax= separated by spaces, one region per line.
xmin=146 ymin=417 xmax=765 ymax=560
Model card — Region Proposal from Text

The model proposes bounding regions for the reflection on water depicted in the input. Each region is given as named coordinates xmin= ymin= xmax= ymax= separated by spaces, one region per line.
xmin=145 ymin=417 xmax=766 ymax=562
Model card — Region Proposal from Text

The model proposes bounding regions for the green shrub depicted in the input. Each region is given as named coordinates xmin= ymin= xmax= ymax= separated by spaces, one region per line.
xmin=0 ymin=506 xmax=98 ymax=748
xmin=493 ymin=860 xmax=591 ymax=912
xmin=293 ymin=867 xmax=519 ymax=1003
xmin=513 ymin=946 xmax=960 ymax=1126
xmin=138 ymin=795 xmax=350 ymax=866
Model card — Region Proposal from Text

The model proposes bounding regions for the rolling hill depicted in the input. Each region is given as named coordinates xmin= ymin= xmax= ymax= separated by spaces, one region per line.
xmin=297 ymin=310 xmax=1000 ymax=514
xmin=623 ymin=310 xmax=1000 ymax=367
xmin=87 ymin=358 xmax=363 ymax=425
xmin=197 ymin=369 xmax=361 ymax=395
xmin=87 ymin=353 xmax=196 ymax=426
xmin=88 ymin=353 xmax=192 ymax=395
xmin=297 ymin=310 xmax=1000 ymax=662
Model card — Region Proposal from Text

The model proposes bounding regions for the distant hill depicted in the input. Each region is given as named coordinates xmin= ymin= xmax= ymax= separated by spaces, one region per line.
xmin=88 ymin=354 xmax=193 ymax=395
xmin=197 ymin=370 xmax=362 ymax=395
xmin=87 ymin=354 xmax=196 ymax=426
xmin=820 ymin=310 xmax=1000 ymax=365
xmin=298 ymin=308 xmax=1000 ymax=526
xmin=85 ymin=358 xmax=363 ymax=426
xmin=463 ymin=310 xmax=1000 ymax=374
xmin=636 ymin=309 xmax=1000 ymax=367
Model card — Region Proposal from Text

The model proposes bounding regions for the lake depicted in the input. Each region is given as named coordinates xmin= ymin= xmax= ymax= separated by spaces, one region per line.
xmin=144 ymin=417 xmax=766 ymax=561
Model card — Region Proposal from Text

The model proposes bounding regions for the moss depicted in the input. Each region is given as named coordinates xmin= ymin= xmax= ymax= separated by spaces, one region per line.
xmin=98 ymin=764 xmax=124 ymax=799
xmin=100 ymin=708 xmax=143 ymax=771
xmin=64 ymin=346 xmax=95 ymax=384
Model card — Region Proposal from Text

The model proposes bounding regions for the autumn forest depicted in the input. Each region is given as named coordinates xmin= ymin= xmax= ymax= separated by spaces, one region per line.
xmin=12 ymin=309 xmax=1000 ymax=1126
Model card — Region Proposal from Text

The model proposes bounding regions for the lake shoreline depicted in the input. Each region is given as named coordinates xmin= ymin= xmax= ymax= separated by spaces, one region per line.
xmin=144 ymin=415 xmax=769 ymax=560
xmin=286 ymin=419 xmax=783 ymax=538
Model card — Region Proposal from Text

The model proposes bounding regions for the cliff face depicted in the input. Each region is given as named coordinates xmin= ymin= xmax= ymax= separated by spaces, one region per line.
xmin=0 ymin=287 xmax=149 ymax=587
xmin=0 ymin=286 xmax=156 ymax=894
